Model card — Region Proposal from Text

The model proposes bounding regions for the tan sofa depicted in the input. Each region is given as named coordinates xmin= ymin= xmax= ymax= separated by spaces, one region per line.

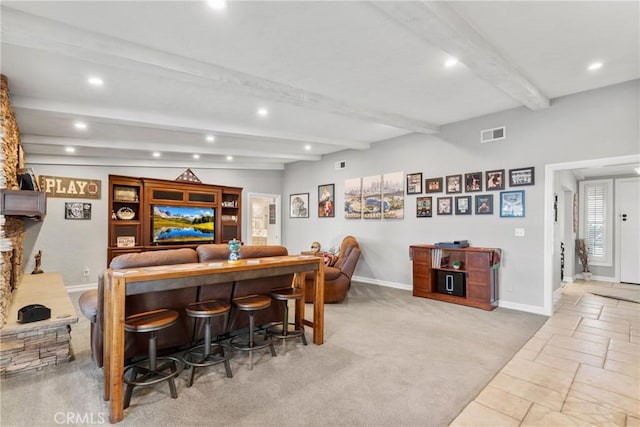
xmin=305 ymin=236 xmax=361 ymax=303
xmin=79 ymin=245 xmax=292 ymax=367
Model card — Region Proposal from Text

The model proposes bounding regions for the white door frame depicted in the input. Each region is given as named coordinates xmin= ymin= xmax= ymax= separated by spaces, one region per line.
xmin=246 ymin=192 xmax=281 ymax=245
xmin=544 ymin=154 xmax=640 ymax=315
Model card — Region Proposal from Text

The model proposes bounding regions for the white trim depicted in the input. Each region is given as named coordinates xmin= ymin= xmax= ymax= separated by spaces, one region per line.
xmin=352 ymin=275 xmax=412 ymax=291
xmin=575 ymin=274 xmax=615 ymax=283
xmin=544 ymin=154 xmax=640 ymax=317
xmin=66 ymin=282 xmax=97 ymax=293
xmin=498 ymin=300 xmax=548 ymax=316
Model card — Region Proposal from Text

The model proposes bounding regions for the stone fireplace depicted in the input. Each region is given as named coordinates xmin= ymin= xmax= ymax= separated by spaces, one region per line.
xmin=1 ymin=73 xmax=26 ymax=328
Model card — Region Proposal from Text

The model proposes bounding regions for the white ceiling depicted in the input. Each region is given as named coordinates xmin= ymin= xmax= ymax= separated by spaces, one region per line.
xmin=1 ymin=1 xmax=638 ymax=172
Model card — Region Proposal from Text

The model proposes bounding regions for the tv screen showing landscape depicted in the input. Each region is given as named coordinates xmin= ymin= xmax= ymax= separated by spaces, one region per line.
xmin=152 ymin=205 xmax=214 ymax=244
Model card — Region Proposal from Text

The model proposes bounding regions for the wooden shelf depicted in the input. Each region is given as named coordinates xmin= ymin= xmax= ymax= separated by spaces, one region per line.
xmin=410 ymin=244 xmax=500 ymax=311
xmin=0 ymin=189 xmax=47 ymax=219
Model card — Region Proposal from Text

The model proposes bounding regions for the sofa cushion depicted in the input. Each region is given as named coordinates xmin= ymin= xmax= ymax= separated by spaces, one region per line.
xmin=110 ymin=248 xmax=198 ymax=269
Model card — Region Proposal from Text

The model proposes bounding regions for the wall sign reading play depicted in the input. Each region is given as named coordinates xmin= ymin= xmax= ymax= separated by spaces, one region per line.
xmin=39 ymin=175 xmax=101 ymax=199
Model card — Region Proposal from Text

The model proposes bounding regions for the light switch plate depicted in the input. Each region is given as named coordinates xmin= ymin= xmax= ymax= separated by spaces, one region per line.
xmin=515 ymin=228 xmax=525 ymax=237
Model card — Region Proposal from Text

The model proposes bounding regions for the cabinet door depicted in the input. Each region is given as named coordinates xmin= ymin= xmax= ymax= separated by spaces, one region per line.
xmin=412 ymin=248 xmax=432 ymax=295
xmin=466 ymin=252 xmax=491 ymax=302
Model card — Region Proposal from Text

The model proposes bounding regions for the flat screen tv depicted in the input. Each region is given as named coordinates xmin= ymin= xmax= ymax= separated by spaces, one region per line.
xmin=152 ymin=205 xmax=215 ymax=244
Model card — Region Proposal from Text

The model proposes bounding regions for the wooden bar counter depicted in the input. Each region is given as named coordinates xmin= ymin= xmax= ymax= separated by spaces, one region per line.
xmin=102 ymin=254 xmax=324 ymax=423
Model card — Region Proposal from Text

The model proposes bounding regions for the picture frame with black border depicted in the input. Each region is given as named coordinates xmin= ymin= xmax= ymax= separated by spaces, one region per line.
xmin=437 ymin=196 xmax=452 ymax=215
xmin=416 ymin=196 xmax=432 ymax=217
xmin=425 ymin=177 xmax=443 ymax=193
xmin=485 ymin=169 xmax=505 ymax=191
xmin=455 ymin=196 xmax=472 ymax=215
xmin=445 ymin=174 xmax=462 ymax=194
xmin=500 ymin=190 xmax=525 ymax=217
xmin=464 ymin=172 xmax=482 ymax=192
xmin=475 ymin=194 xmax=494 ymax=215
xmin=509 ymin=166 xmax=535 ymax=187
xmin=406 ymin=172 xmax=423 ymax=194
xmin=65 ymin=202 xmax=91 ymax=220
xmin=318 ymin=184 xmax=335 ymax=218
xmin=289 ymin=193 xmax=309 ymax=218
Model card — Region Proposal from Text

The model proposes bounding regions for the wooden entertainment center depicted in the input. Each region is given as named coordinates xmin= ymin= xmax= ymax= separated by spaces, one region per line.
xmin=409 ymin=244 xmax=500 ymax=311
xmin=107 ymin=175 xmax=241 ymax=264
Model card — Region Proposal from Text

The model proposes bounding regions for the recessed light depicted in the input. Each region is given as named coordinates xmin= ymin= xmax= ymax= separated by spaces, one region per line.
xmin=634 ymin=167 xmax=640 ymax=175
xmin=444 ymin=58 xmax=458 ymax=68
xmin=74 ymin=122 xmax=87 ymax=130
xmin=65 ymin=147 xmax=76 ymax=153
xmin=226 ymin=156 xmax=233 ymax=161
xmin=304 ymin=145 xmax=311 ymax=151
xmin=193 ymin=154 xmax=200 ymax=159
xmin=207 ymin=0 xmax=227 ymax=10
xmin=87 ymin=76 xmax=104 ymax=86
xmin=587 ymin=61 xmax=603 ymax=71
xmin=152 ymin=152 xmax=161 ymax=158
xmin=206 ymin=135 xmax=215 ymax=142
xmin=257 ymin=108 xmax=268 ymax=117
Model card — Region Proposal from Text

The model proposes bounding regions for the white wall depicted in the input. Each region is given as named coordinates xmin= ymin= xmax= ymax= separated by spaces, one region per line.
xmin=22 ymin=165 xmax=283 ymax=287
xmin=282 ymin=80 xmax=639 ymax=311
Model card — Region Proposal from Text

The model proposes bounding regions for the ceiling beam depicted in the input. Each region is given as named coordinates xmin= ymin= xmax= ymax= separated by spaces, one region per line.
xmin=12 ymin=97 xmax=370 ymax=150
xmin=369 ymin=1 xmax=550 ymax=110
xmin=2 ymin=7 xmax=440 ymax=134
xmin=21 ymin=135 xmax=322 ymax=162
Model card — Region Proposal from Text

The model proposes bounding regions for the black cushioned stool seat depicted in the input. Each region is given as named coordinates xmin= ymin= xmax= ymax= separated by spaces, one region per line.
xmin=183 ymin=300 xmax=233 ymax=386
xmin=268 ymin=287 xmax=307 ymax=354
xmin=123 ymin=309 xmax=182 ymax=409
xmin=230 ymin=294 xmax=276 ymax=370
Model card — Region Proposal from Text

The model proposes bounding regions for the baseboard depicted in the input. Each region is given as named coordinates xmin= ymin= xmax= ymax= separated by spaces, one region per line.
xmin=563 ymin=276 xmax=575 ymax=283
xmin=497 ymin=300 xmax=548 ymax=316
xmin=576 ymin=274 xmax=616 ymax=282
xmin=352 ymin=275 xmax=412 ymax=291
xmin=66 ymin=282 xmax=98 ymax=293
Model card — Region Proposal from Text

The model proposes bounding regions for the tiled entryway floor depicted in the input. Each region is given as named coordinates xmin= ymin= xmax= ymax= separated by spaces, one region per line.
xmin=451 ymin=280 xmax=640 ymax=426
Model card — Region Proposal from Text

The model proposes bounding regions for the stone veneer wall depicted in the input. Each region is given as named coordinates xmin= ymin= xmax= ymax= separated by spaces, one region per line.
xmin=1 ymin=74 xmax=25 ymax=328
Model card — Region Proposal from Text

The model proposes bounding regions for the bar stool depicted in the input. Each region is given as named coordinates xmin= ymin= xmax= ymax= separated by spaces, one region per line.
xmin=268 ymin=287 xmax=307 ymax=354
xmin=183 ymin=300 xmax=233 ymax=386
xmin=123 ymin=309 xmax=182 ymax=409
xmin=229 ymin=294 xmax=276 ymax=370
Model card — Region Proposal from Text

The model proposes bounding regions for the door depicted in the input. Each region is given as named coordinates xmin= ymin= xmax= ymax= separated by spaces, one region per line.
xmin=617 ymin=177 xmax=640 ymax=284
xmin=246 ymin=193 xmax=281 ymax=245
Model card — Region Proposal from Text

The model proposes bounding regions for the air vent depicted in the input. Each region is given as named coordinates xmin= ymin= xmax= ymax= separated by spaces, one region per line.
xmin=480 ymin=126 xmax=506 ymax=143
xmin=335 ymin=160 xmax=347 ymax=170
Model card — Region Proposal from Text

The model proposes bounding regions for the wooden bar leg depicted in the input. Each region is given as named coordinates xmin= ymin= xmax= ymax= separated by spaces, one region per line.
xmin=313 ymin=260 xmax=325 ymax=345
xmin=293 ymin=272 xmax=305 ymax=333
xmin=109 ymin=277 xmax=126 ymax=423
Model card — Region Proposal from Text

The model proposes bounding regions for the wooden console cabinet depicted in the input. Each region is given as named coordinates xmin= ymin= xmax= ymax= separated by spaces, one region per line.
xmin=107 ymin=175 xmax=242 ymax=264
xmin=410 ymin=244 xmax=500 ymax=311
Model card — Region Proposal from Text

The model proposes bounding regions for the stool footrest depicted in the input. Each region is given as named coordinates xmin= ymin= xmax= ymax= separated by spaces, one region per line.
xmin=229 ymin=333 xmax=273 ymax=351
xmin=183 ymin=343 xmax=233 ymax=368
xmin=123 ymin=356 xmax=182 ymax=387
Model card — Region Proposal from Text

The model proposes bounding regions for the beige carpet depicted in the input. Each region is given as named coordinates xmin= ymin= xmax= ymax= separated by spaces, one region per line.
xmin=0 ymin=282 xmax=546 ymax=427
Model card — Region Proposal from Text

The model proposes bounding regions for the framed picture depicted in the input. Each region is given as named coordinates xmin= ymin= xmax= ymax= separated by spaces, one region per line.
xmin=485 ymin=169 xmax=505 ymax=191
xmin=455 ymin=196 xmax=472 ymax=215
xmin=289 ymin=193 xmax=309 ymax=218
xmin=509 ymin=167 xmax=535 ymax=187
xmin=116 ymin=236 xmax=136 ymax=248
xmin=464 ymin=172 xmax=482 ymax=192
xmin=425 ymin=177 xmax=443 ymax=193
xmin=65 ymin=202 xmax=91 ymax=220
xmin=437 ymin=197 xmax=452 ymax=215
xmin=406 ymin=173 xmax=423 ymax=194
xmin=318 ymin=184 xmax=335 ymax=217
xmin=500 ymin=190 xmax=525 ymax=217
xmin=445 ymin=174 xmax=462 ymax=194
xmin=113 ymin=185 xmax=138 ymax=201
xmin=416 ymin=196 xmax=432 ymax=217
xmin=475 ymin=194 xmax=494 ymax=215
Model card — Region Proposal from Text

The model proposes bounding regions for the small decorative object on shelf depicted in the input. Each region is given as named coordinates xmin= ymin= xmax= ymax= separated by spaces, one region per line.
xmin=228 ymin=238 xmax=241 ymax=264
xmin=116 ymin=206 xmax=135 ymax=220
xmin=32 ymin=250 xmax=44 ymax=274
xmin=452 ymin=261 xmax=463 ymax=270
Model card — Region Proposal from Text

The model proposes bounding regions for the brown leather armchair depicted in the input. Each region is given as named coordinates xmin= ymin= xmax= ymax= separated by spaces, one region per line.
xmin=305 ymin=236 xmax=361 ymax=303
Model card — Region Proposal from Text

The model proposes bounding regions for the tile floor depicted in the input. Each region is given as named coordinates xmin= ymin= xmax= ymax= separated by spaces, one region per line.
xmin=451 ymin=280 xmax=640 ymax=427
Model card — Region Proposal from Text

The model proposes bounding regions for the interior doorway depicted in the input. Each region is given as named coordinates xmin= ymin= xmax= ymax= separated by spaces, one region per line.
xmin=246 ymin=193 xmax=281 ymax=245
